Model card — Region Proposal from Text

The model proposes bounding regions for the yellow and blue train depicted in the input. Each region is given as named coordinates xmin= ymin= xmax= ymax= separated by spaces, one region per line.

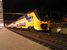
xmin=7 ymin=10 xmax=51 ymax=31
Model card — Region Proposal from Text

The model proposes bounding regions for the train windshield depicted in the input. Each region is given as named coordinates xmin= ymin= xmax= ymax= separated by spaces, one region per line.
xmin=35 ymin=9 xmax=49 ymax=21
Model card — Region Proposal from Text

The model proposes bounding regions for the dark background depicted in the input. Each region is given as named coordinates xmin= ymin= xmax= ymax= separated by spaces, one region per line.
xmin=3 ymin=0 xmax=48 ymax=13
xmin=3 ymin=0 xmax=67 ymax=12
xmin=3 ymin=0 xmax=67 ymax=23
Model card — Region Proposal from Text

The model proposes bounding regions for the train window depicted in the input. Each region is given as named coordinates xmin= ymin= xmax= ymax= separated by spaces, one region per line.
xmin=28 ymin=17 xmax=32 ymax=19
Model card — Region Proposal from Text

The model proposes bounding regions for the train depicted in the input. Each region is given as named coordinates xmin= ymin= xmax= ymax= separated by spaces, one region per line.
xmin=6 ymin=10 xmax=51 ymax=31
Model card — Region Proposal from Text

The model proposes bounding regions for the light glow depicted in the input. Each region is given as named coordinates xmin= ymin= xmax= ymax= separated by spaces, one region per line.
xmin=57 ymin=27 xmax=61 ymax=33
xmin=0 ymin=23 xmax=4 ymax=28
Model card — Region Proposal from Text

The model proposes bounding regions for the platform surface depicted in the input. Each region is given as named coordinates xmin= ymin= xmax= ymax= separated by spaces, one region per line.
xmin=0 ymin=27 xmax=51 ymax=50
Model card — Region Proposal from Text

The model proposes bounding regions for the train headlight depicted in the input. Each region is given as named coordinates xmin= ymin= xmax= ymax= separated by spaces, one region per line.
xmin=42 ymin=21 xmax=48 ymax=24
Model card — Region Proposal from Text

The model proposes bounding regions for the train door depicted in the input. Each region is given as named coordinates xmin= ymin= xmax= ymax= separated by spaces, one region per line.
xmin=25 ymin=15 xmax=34 ymax=28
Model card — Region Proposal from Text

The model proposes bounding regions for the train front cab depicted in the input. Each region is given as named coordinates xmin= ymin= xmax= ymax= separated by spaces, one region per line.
xmin=25 ymin=10 xmax=50 ymax=31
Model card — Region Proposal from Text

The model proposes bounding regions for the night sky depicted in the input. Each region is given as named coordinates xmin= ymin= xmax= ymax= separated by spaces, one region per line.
xmin=3 ymin=0 xmax=48 ymax=13
xmin=3 ymin=0 xmax=67 ymax=22
xmin=3 ymin=0 xmax=67 ymax=13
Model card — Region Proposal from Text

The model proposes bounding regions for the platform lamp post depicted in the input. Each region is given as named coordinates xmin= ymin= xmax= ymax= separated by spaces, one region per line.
xmin=0 ymin=0 xmax=4 ymax=28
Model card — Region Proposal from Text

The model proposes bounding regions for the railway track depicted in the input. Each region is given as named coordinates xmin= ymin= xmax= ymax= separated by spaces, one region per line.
xmin=7 ymin=28 xmax=67 ymax=50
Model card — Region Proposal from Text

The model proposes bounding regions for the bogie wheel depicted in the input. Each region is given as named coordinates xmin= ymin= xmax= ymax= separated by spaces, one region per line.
xmin=28 ymin=26 xmax=36 ymax=32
